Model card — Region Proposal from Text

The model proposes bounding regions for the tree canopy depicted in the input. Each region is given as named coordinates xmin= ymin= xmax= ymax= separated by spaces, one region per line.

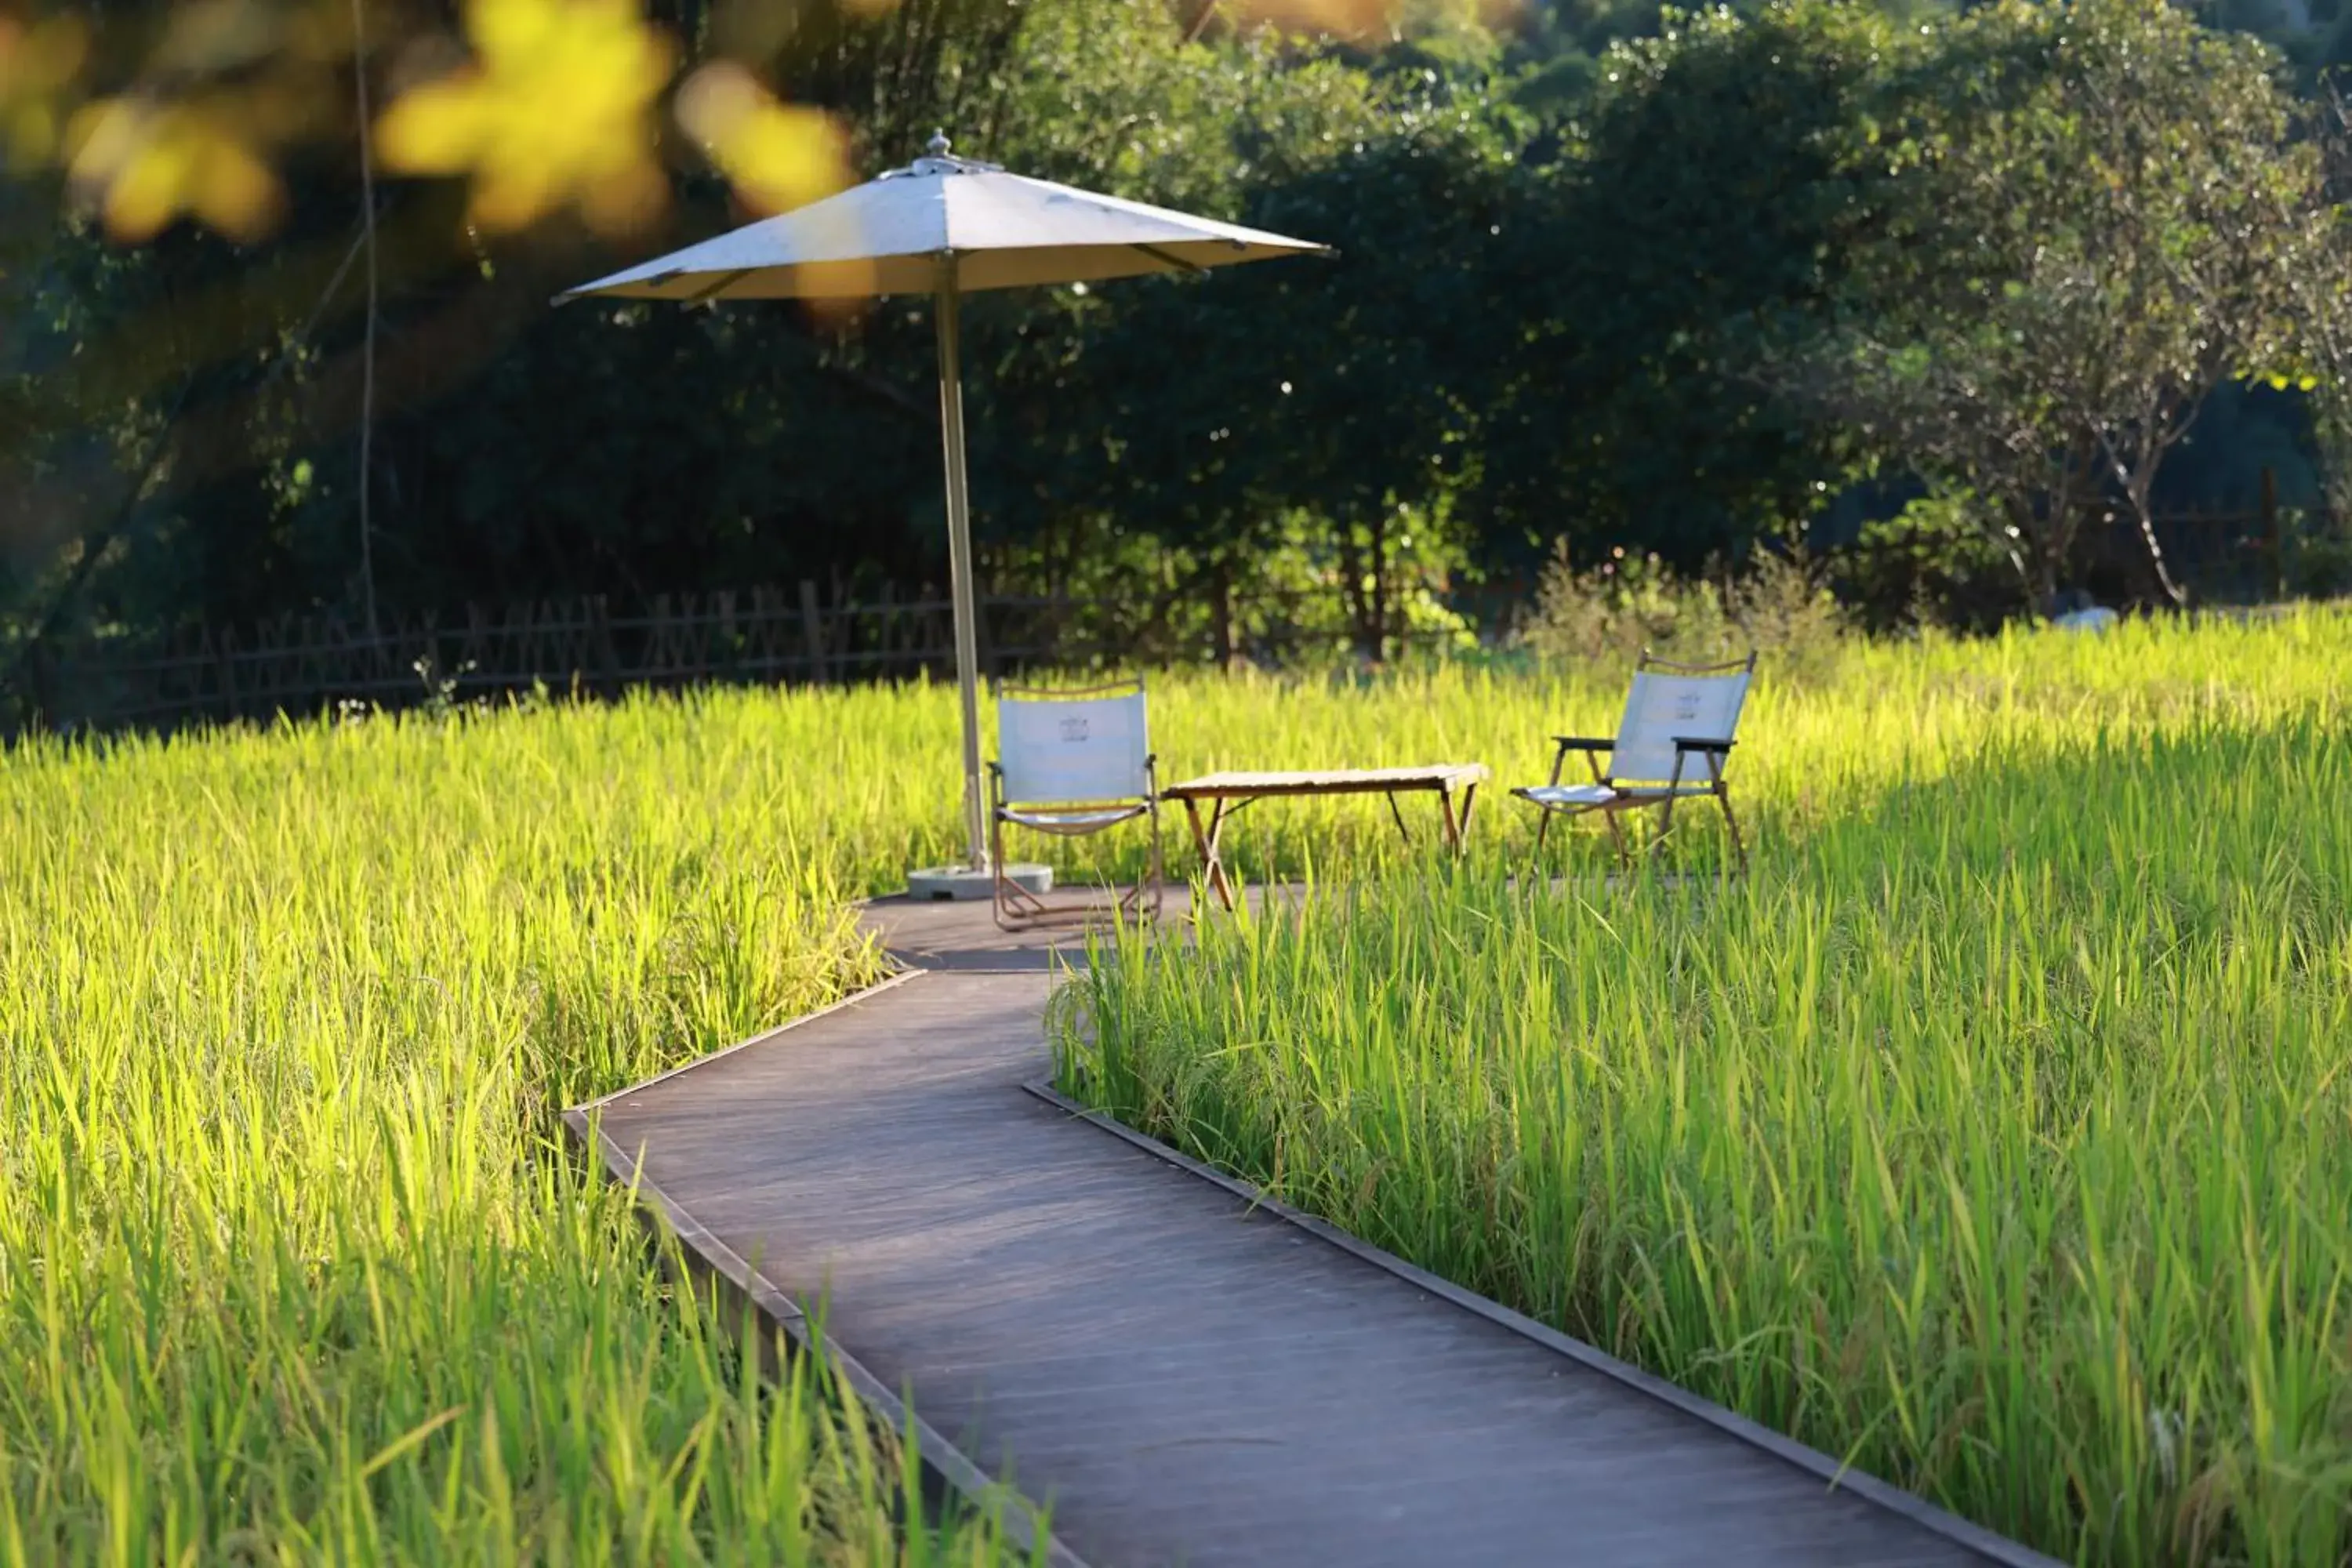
xmin=3 ymin=0 xmax=2349 ymax=688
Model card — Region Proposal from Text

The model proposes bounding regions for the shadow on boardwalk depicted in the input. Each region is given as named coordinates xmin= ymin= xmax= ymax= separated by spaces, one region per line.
xmin=567 ymin=888 xmax=2060 ymax=1568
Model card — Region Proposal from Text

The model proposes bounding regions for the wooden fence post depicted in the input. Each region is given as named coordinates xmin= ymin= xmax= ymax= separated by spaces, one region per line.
xmin=1211 ymin=560 xmax=1236 ymax=671
xmin=2260 ymin=465 xmax=2283 ymax=599
xmin=590 ymin=595 xmax=621 ymax=698
xmin=20 ymin=638 xmax=55 ymax=733
xmin=214 ymin=626 xmax=239 ymax=716
xmin=798 ymin=580 xmax=826 ymax=684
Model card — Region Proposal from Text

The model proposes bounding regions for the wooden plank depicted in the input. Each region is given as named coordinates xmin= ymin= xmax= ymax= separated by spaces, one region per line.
xmin=1162 ymin=764 xmax=1490 ymax=800
xmin=564 ymin=1071 xmax=1085 ymax=1568
xmin=572 ymin=942 xmax=2058 ymax=1568
xmin=1025 ymin=1083 xmax=2056 ymax=1568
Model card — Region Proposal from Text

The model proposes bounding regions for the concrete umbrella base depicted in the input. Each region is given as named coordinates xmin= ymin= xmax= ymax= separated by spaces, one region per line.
xmin=906 ymin=864 xmax=1051 ymax=902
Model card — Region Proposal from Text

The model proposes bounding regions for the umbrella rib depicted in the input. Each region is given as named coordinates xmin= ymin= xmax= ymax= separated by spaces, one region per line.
xmin=1131 ymin=243 xmax=1210 ymax=275
xmin=684 ymin=268 xmax=757 ymax=303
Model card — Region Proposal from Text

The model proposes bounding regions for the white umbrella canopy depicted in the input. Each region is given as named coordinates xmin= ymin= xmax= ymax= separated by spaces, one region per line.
xmin=561 ymin=133 xmax=1329 ymax=896
xmin=564 ymin=145 xmax=1328 ymax=300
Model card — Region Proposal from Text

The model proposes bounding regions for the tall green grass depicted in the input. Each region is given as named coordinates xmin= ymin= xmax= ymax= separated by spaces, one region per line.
xmin=0 ymin=699 xmax=1025 ymax=1563
xmin=5 ymin=608 xmax=2344 ymax=1559
xmin=1060 ymin=611 xmax=2352 ymax=1566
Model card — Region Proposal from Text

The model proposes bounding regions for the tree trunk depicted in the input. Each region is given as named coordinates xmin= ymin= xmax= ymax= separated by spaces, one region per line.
xmin=1336 ymin=528 xmax=1377 ymax=664
xmin=1210 ymin=558 xmax=1235 ymax=671
xmin=2122 ymin=495 xmax=2187 ymax=608
xmin=1995 ymin=497 xmax=2059 ymax=614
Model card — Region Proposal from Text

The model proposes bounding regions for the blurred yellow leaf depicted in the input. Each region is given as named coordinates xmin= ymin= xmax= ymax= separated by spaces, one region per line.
xmin=65 ymin=95 xmax=287 ymax=243
xmin=673 ymin=62 xmax=848 ymax=217
xmin=1210 ymin=0 xmax=1397 ymax=42
xmin=154 ymin=0 xmax=287 ymax=74
xmin=376 ymin=0 xmax=674 ymax=238
xmin=0 ymin=13 xmax=88 ymax=165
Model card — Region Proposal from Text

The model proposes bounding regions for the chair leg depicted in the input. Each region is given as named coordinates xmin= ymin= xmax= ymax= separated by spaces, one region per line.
xmin=1717 ymin=788 xmax=1748 ymax=878
xmin=991 ymin=813 xmax=1023 ymax=932
xmin=1118 ymin=805 xmax=1165 ymax=924
xmin=1647 ymin=799 xmax=1679 ymax=872
xmin=996 ymin=813 xmax=1168 ymax=932
xmin=1145 ymin=802 xmax=1165 ymax=920
xmin=1600 ymin=807 xmax=1634 ymax=873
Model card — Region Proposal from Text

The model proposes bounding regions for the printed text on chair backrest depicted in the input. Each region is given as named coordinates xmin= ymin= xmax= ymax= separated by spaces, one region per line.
xmin=998 ymin=690 xmax=1150 ymax=804
xmin=1608 ymin=670 xmax=1751 ymax=784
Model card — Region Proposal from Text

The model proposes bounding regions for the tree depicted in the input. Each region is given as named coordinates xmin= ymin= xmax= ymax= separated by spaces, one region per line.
xmin=2261 ymin=82 xmax=2352 ymax=527
xmin=1069 ymin=96 xmax=1526 ymax=660
xmin=0 ymin=0 xmax=1450 ymax=659
xmin=1794 ymin=0 xmax=2318 ymax=610
xmin=1499 ymin=1 xmax=1908 ymax=572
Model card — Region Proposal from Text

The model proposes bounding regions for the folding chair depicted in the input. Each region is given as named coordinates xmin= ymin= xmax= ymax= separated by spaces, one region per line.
xmin=988 ymin=677 xmax=1163 ymax=931
xmin=1512 ymin=650 xmax=1756 ymax=874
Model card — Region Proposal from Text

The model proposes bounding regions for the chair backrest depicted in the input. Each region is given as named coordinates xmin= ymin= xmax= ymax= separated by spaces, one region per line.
xmin=1606 ymin=654 xmax=1754 ymax=784
xmin=996 ymin=681 xmax=1151 ymax=805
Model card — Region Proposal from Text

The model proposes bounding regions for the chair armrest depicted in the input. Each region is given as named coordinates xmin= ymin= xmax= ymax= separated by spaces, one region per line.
xmin=1671 ymin=737 xmax=1736 ymax=753
xmin=1552 ymin=735 xmax=1614 ymax=751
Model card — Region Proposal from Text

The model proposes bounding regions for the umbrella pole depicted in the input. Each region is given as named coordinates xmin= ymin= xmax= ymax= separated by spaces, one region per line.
xmin=934 ymin=263 xmax=989 ymax=873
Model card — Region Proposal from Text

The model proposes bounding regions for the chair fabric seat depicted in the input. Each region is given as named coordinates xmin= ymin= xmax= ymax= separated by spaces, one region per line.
xmin=1515 ymin=782 xmax=1715 ymax=810
xmin=997 ymin=804 xmax=1150 ymax=832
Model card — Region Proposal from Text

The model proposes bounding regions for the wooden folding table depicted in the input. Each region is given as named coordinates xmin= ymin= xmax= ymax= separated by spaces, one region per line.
xmin=1159 ymin=764 xmax=1489 ymax=911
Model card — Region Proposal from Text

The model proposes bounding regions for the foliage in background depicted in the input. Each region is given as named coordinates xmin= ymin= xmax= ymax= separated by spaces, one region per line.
xmin=2280 ymin=504 xmax=2352 ymax=596
xmin=1515 ymin=533 xmax=1846 ymax=679
xmin=5 ymin=0 xmax=2352 ymax=710
xmin=1062 ymin=88 xmax=1530 ymax=659
xmin=1513 ymin=0 xmax=1900 ymax=563
xmin=1818 ymin=0 xmax=2316 ymax=611
xmin=1831 ymin=489 xmax=2028 ymax=633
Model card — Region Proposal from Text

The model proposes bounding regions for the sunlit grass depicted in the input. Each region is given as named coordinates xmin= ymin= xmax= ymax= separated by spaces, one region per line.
xmin=0 ymin=699 xmax=1011 ymax=1561
xmin=5 ymin=606 xmax=2347 ymax=1558
xmin=1058 ymin=607 xmax=2352 ymax=1567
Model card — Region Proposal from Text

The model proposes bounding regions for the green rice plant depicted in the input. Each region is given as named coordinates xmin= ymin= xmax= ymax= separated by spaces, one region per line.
xmin=6 ymin=605 xmax=2347 ymax=1559
xmin=1059 ymin=609 xmax=2352 ymax=1566
xmin=0 ymin=698 xmax=1036 ymax=1563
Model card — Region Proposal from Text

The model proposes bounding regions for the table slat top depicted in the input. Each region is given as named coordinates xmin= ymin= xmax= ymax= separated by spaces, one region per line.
xmin=1163 ymin=764 xmax=1489 ymax=800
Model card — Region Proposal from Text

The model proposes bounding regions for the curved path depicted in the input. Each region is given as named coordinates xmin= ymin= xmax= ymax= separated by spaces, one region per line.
xmin=566 ymin=893 xmax=2060 ymax=1568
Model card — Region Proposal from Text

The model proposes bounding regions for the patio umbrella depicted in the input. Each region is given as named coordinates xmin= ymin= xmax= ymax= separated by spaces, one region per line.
xmin=560 ymin=132 xmax=1329 ymax=897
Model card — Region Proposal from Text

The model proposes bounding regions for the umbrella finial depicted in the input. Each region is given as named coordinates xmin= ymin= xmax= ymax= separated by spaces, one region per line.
xmin=882 ymin=132 xmax=998 ymax=178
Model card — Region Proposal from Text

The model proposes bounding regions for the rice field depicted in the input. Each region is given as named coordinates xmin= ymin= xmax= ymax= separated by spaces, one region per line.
xmin=3 ymin=608 xmax=2344 ymax=1560
xmin=1058 ymin=610 xmax=2352 ymax=1567
xmin=0 ymin=696 xmax=1003 ymax=1563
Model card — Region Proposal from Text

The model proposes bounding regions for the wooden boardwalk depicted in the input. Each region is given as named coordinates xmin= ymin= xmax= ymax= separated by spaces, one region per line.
xmin=568 ymin=893 xmax=2058 ymax=1568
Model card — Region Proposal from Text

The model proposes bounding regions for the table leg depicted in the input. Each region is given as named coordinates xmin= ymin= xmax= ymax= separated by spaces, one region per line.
xmin=1187 ymin=797 xmax=1240 ymax=913
xmin=1180 ymin=798 xmax=1215 ymax=913
xmin=1209 ymin=799 xmax=1241 ymax=910
xmin=1440 ymin=782 xmax=1477 ymax=854
xmin=1385 ymin=789 xmax=1412 ymax=844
